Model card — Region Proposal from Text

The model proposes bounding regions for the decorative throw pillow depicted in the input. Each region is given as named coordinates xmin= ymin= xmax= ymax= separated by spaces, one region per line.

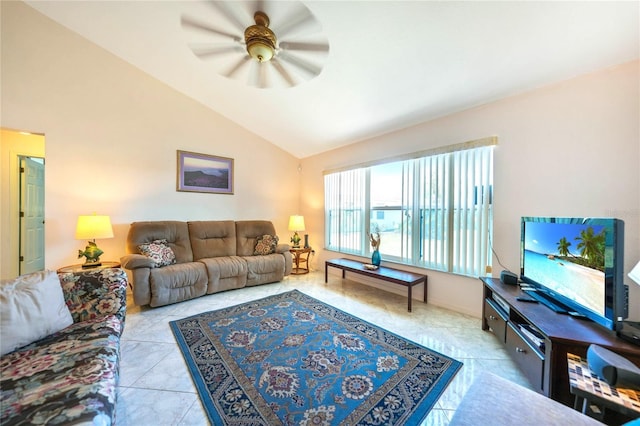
xmin=254 ymin=234 xmax=279 ymax=255
xmin=0 ymin=270 xmax=74 ymax=356
xmin=137 ymin=239 xmax=176 ymax=267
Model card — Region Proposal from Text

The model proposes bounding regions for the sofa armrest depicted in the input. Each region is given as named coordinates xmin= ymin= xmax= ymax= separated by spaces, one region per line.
xmin=58 ymin=268 xmax=128 ymax=324
xmin=121 ymin=253 xmax=156 ymax=269
xmin=276 ymin=243 xmax=291 ymax=254
xmin=449 ymin=372 xmax=603 ymax=426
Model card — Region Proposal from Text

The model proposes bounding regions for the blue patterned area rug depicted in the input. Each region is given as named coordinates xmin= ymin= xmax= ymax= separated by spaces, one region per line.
xmin=170 ymin=290 xmax=462 ymax=425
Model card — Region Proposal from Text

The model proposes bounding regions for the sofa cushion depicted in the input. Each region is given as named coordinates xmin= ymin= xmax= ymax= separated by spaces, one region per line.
xmin=127 ymin=221 xmax=194 ymax=263
xmin=137 ymin=239 xmax=176 ymax=267
xmin=188 ymin=220 xmax=236 ymax=259
xmin=0 ymin=270 xmax=74 ymax=356
xmin=236 ymin=220 xmax=278 ymax=256
xmin=149 ymin=262 xmax=208 ymax=307
xmin=254 ymin=234 xmax=279 ymax=255
xmin=199 ymin=256 xmax=248 ymax=294
xmin=243 ymin=253 xmax=286 ymax=286
xmin=1 ymin=314 xmax=122 ymax=425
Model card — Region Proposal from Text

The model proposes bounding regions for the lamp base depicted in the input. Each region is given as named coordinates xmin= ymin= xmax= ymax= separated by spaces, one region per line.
xmin=82 ymin=261 xmax=102 ymax=269
xmin=78 ymin=240 xmax=105 ymax=269
xmin=290 ymin=231 xmax=301 ymax=248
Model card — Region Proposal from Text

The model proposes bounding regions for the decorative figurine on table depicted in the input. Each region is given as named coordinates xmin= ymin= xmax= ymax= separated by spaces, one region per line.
xmin=78 ymin=241 xmax=104 ymax=268
xmin=369 ymin=228 xmax=381 ymax=266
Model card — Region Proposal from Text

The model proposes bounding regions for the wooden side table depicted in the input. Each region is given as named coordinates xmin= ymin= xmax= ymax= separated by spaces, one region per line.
xmin=57 ymin=261 xmax=121 ymax=274
xmin=290 ymin=247 xmax=312 ymax=275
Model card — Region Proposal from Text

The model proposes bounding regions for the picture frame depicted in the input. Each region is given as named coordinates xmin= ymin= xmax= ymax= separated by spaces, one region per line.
xmin=176 ymin=150 xmax=234 ymax=194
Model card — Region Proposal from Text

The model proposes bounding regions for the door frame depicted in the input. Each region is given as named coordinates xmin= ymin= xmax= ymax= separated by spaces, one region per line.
xmin=1 ymin=129 xmax=45 ymax=279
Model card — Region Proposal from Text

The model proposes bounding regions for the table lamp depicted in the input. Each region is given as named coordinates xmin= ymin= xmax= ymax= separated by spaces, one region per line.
xmin=288 ymin=215 xmax=305 ymax=248
xmin=75 ymin=214 xmax=114 ymax=268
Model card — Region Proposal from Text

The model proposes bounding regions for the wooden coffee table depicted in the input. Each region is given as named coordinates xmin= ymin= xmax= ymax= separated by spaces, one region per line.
xmin=325 ymin=258 xmax=427 ymax=312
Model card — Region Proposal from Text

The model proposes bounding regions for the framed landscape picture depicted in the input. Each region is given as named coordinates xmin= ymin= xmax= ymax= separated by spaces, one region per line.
xmin=177 ymin=150 xmax=234 ymax=194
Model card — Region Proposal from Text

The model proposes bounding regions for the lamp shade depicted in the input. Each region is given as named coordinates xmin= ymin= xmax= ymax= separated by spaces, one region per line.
xmin=75 ymin=215 xmax=114 ymax=240
xmin=288 ymin=215 xmax=305 ymax=232
xmin=629 ymin=261 xmax=640 ymax=286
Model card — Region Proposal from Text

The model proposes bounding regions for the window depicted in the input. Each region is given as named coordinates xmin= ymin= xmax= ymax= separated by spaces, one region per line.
xmin=324 ymin=140 xmax=494 ymax=277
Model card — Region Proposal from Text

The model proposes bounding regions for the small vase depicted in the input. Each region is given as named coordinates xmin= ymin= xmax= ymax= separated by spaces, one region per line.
xmin=371 ymin=249 xmax=381 ymax=266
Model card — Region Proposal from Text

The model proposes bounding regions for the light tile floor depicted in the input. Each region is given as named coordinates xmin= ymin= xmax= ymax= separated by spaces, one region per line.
xmin=116 ymin=271 xmax=531 ymax=425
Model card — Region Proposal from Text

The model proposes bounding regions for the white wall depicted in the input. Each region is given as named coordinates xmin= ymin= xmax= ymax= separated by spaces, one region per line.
xmin=2 ymin=2 xmax=638 ymax=322
xmin=302 ymin=61 xmax=640 ymax=320
xmin=0 ymin=1 xmax=299 ymax=277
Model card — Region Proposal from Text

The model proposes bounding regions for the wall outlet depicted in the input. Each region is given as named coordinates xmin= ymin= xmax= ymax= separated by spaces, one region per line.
xmin=485 ymin=265 xmax=492 ymax=274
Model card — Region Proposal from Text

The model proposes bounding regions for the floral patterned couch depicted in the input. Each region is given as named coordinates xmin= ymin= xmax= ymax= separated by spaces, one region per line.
xmin=1 ymin=268 xmax=127 ymax=425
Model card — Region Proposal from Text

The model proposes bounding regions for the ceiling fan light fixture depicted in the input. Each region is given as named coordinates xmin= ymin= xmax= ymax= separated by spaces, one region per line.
xmin=245 ymin=11 xmax=276 ymax=62
xmin=247 ymin=39 xmax=275 ymax=62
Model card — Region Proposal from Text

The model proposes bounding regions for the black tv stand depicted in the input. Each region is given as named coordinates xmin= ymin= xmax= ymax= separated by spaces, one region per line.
xmin=523 ymin=289 xmax=568 ymax=314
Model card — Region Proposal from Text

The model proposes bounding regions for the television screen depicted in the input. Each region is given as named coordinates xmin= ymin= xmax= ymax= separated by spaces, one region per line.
xmin=520 ymin=217 xmax=626 ymax=330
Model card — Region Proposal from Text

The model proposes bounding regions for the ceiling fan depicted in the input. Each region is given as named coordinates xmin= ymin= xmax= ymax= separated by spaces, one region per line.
xmin=181 ymin=1 xmax=330 ymax=89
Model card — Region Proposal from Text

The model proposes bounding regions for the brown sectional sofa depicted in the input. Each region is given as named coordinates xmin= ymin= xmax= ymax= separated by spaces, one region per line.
xmin=121 ymin=220 xmax=293 ymax=307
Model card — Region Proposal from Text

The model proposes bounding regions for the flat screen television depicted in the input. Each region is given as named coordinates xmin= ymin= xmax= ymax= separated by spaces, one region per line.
xmin=520 ymin=217 xmax=626 ymax=331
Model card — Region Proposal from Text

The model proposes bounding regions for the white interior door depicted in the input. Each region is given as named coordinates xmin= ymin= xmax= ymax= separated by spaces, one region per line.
xmin=20 ymin=156 xmax=45 ymax=274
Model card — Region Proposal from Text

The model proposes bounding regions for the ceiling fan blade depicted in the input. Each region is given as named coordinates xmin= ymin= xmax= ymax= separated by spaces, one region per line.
xmin=279 ymin=41 xmax=329 ymax=54
xmin=206 ymin=1 xmax=249 ymax=34
xmin=273 ymin=4 xmax=319 ymax=41
xmin=258 ymin=62 xmax=268 ymax=89
xmin=271 ymin=58 xmax=296 ymax=87
xmin=225 ymin=55 xmax=251 ymax=79
xmin=189 ymin=43 xmax=243 ymax=59
xmin=247 ymin=61 xmax=270 ymax=89
xmin=181 ymin=16 xmax=240 ymax=41
xmin=277 ymin=50 xmax=323 ymax=79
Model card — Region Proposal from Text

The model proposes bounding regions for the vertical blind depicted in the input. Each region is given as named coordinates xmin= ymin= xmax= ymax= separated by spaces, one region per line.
xmin=324 ymin=168 xmax=366 ymax=254
xmin=324 ymin=141 xmax=494 ymax=277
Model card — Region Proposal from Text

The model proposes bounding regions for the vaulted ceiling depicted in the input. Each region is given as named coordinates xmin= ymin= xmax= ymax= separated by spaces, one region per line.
xmin=25 ymin=1 xmax=639 ymax=158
